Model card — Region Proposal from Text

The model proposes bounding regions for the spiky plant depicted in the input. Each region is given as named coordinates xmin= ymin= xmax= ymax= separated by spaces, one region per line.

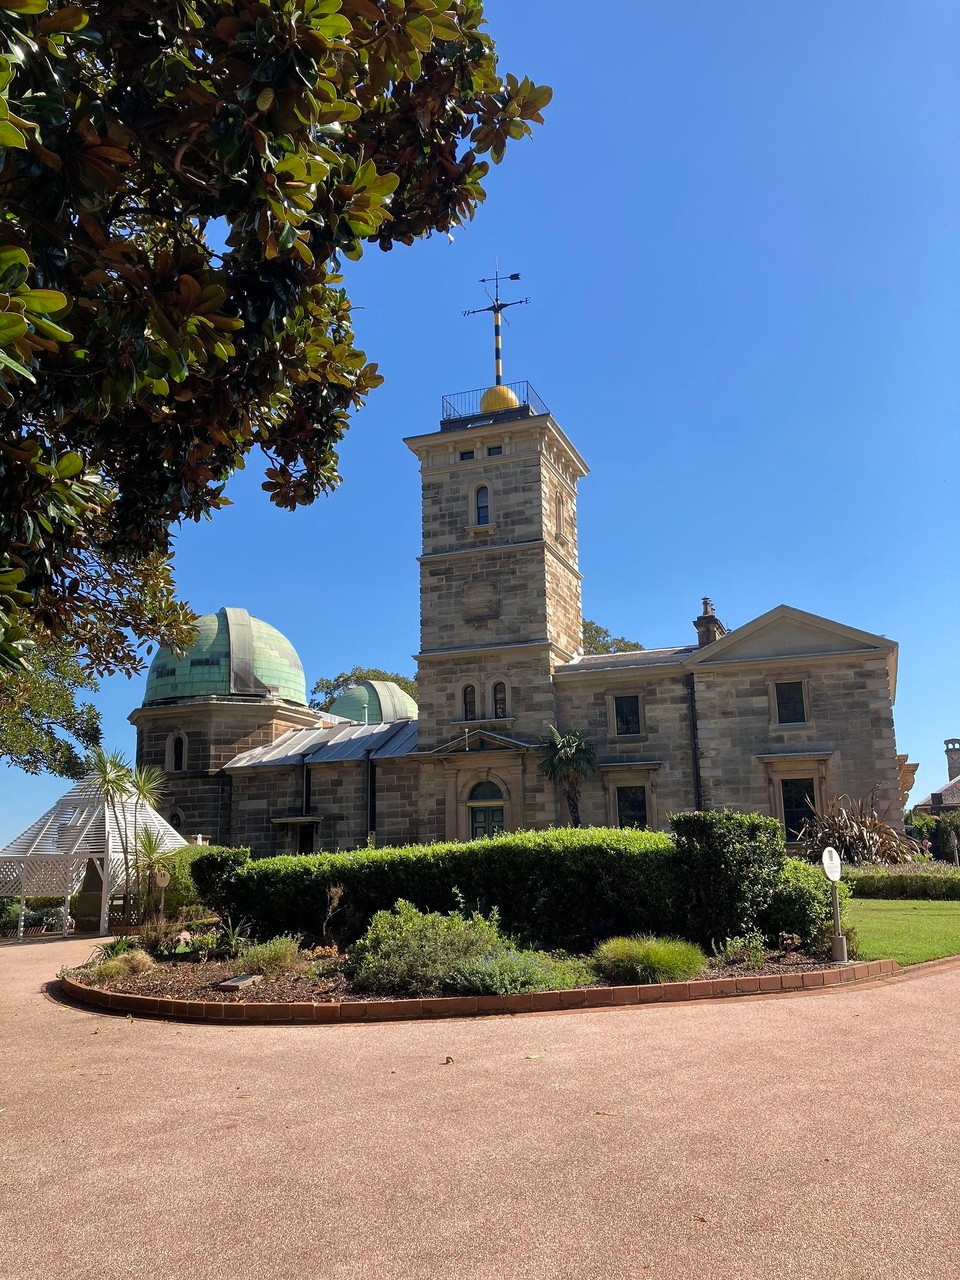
xmin=797 ymin=791 xmax=922 ymax=866
xmin=135 ymin=827 xmax=174 ymax=922
xmin=537 ymin=726 xmax=598 ymax=827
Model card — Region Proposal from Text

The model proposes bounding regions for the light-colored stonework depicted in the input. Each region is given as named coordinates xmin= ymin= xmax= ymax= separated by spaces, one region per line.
xmin=133 ymin=387 xmax=915 ymax=852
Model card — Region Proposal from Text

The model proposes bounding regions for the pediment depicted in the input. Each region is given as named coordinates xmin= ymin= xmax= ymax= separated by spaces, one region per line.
xmin=690 ymin=605 xmax=894 ymax=665
xmin=430 ymin=729 xmax=531 ymax=755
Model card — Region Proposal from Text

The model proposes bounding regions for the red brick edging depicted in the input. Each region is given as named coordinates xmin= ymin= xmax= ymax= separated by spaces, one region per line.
xmin=59 ymin=960 xmax=899 ymax=1025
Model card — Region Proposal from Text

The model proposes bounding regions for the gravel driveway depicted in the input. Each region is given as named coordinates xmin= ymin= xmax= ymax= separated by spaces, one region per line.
xmin=2 ymin=937 xmax=959 ymax=1280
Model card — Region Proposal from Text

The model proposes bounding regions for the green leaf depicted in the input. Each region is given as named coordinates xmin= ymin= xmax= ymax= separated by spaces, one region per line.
xmin=20 ymin=289 xmax=69 ymax=315
xmin=55 ymin=452 xmax=84 ymax=479
xmin=0 ymin=347 xmax=34 ymax=378
xmin=0 ymin=313 xmax=29 ymax=342
xmin=0 ymin=120 xmax=27 ymax=149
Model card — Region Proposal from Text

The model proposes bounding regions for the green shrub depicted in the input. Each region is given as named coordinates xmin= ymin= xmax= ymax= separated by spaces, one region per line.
xmin=670 ymin=810 xmax=785 ymax=947
xmin=760 ymin=857 xmax=850 ymax=949
xmin=719 ymin=930 xmax=766 ymax=968
xmin=593 ymin=935 xmax=706 ymax=985
xmin=231 ymin=935 xmax=303 ymax=980
xmin=349 ymin=899 xmax=505 ymax=995
xmin=159 ymin=845 xmax=215 ymax=917
xmin=845 ymin=868 xmax=960 ymax=901
xmin=348 ymin=899 xmax=596 ymax=996
xmin=450 ymin=950 xmax=596 ymax=995
xmin=190 ymin=847 xmax=251 ymax=914
xmin=223 ymin=828 xmax=677 ymax=951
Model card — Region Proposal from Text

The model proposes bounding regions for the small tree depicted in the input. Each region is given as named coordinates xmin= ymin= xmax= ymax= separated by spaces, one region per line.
xmin=538 ymin=727 xmax=598 ymax=828
xmin=85 ymin=748 xmax=167 ymax=922
xmin=135 ymin=827 xmax=175 ymax=922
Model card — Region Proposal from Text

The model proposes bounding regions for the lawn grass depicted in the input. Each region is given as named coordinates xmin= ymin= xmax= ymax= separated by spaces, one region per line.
xmin=848 ymin=899 xmax=960 ymax=966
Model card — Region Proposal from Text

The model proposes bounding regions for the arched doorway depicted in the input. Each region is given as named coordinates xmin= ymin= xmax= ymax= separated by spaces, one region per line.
xmin=467 ymin=780 xmax=504 ymax=839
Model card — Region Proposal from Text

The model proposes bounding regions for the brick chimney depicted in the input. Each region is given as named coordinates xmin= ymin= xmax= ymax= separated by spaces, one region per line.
xmin=945 ymin=739 xmax=960 ymax=781
xmin=694 ymin=597 xmax=726 ymax=648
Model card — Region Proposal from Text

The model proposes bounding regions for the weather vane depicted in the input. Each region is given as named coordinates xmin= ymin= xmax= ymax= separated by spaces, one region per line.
xmin=463 ymin=261 xmax=530 ymax=388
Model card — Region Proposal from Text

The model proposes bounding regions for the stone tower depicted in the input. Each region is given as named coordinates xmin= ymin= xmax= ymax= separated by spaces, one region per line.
xmin=404 ymin=381 xmax=588 ymax=839
xmin=129 ymin=607 xmax=321 ymax=844
xmin=405 ymin=383 xmax=588 ymax=750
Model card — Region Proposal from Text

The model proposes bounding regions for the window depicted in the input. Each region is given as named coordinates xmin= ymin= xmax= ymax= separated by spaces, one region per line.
xmin=172 ymin=734 xmax=185 ymax=772
xmin=487 ymin=445 xmax=502 ymax=457
xmin=463 ymin=684 xmax=477 ymax=721
xmin=616 ymin=786 xmax=648 ymax=829
xmin=555 ymin=492 xmax=564 ymax=539
xmin=492 ymin=682 xmax=507 ymax=718
xmin=775 ymin=681 xmax=807 ymax=725
xmin=460 ymin=449 xmax=474 ymax=461
xmin=781 ymin=777 xmax=815 ymax=841
xmin=297 ymin=823 xmax=314 ymax=854
xmin=468 ymin=781 xmax=504 ymax=839
xmin=614 ymin=694 xmax=642 ymax=736
xmin=475 ymin=485 xmax=490 ymax=526
xmin=169 ymin=809 xmax=185 ymax=832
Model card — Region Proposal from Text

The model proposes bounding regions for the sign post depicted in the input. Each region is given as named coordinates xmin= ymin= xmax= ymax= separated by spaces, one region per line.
xmin=155 ymin=865 xmax=171 ymax=919
xmin=821 ymin=845 xmax=847 ymax=963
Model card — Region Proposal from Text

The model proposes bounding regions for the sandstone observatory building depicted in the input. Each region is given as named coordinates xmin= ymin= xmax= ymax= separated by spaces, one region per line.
xmin=131 ymin=380 xmax=915 ymax=854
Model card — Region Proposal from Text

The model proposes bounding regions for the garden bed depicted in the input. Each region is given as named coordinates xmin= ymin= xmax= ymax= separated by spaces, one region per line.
xmin=59 ymin=957 xmax=899 ymax=1023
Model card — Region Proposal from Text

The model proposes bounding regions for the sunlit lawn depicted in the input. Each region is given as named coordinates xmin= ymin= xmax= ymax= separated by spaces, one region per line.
xmin=848 ymin=899 xmax=960 ymax=966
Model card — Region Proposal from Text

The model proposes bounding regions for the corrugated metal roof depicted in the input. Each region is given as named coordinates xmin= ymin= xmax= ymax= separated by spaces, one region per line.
xmin=225 ymin=720 xmax=419 ymax=770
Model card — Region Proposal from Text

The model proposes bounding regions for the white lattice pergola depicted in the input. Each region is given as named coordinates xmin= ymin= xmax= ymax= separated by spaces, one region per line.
xmin=0 ymin=779 xmax=184 ymax=938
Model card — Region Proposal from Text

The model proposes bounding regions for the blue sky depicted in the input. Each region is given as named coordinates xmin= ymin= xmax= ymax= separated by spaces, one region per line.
xmin=2 ymin=0 xmax=957 ymax=842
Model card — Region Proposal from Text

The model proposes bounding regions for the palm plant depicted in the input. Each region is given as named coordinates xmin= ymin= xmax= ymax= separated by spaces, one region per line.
xmin=85 ymin=746 xmax=134 ymax=923
xmin=128 ymin=766 xmax=168 ymax=908
xmin=797 ymin=791 xmax=922 ymax=866
xmin=135 ymin=827 xmax=175 ymax=922
xmin=537 ymin=726 xmax=598 ymax=827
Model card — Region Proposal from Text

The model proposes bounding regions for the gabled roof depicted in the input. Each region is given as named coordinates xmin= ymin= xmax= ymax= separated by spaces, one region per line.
xmin=915 ymin=776 xmax=960 ymax=810
xmin=555 ymin=646 xmax=695 ymax=675
xmin=687 ymin=604 xmax=894 ymax=666
xmin=429 ymin=728 xmax=533 ymax=755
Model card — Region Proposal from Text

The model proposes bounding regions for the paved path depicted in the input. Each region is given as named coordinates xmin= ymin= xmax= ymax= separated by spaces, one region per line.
xmin=2 ymin=938 xmax=959 ymax=1280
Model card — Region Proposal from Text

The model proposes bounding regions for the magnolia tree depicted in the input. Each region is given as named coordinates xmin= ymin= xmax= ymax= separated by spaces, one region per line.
xmin=0 ymin=0 xmax=550 ymax=671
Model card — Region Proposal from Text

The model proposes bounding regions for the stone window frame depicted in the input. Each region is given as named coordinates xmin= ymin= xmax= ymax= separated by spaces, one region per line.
xmin=605 ymin=691 xmax=647 ymax=742
xmin=600 ymin=763 xmax=661 ymax=830
xmin=485 ymin=676 xmax=512 ymax=720
xmin=759 ymin=752 xmax=832 ymax=845
xmin=767 ymin=676 xmax=813 ymax=730
xmin=164 ymin=729 xmax=189 ymax=773
xmin=461 ymin=682 xmax=478 ymax=722
xmin=466 ymin=479 xmax=496 ymax=534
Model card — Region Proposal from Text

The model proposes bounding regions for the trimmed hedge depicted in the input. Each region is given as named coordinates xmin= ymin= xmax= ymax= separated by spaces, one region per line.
xmin=846 ymin=867 xmax=960 ymax=901
xmin=670 ymin=810 xmax=785 ymax=948
xmin=206 ymin=829 xmax=677 ymax=952
xmin=761 ymin=857 xmax=850 ymax=949
xmin=190 ymin=847 xmax=252 ymax=916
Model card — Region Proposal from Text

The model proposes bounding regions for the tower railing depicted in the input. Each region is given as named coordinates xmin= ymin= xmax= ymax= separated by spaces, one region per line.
xmin=440 ymin=381 xmax=549 ymax=429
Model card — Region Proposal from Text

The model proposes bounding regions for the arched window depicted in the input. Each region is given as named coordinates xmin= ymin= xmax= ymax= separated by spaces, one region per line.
xmin=467 ymin=780 xmax=505 ymax=839
xmin=463 ymin=684 xmax=477 ymax=721
xmin=492 ymin=682 xmax=507 ymax=718
xmin=475 ymin=485 xmax=490 ymax=526
xmin=169 ymin=809 xmax=185 ymax=832
xmin=469 ymin=781 xmax=503 ymax=802
xmin=165 ymin=730 xmax=188 ymax=773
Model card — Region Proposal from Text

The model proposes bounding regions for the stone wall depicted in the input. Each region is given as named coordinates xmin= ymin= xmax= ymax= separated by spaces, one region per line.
xmin=417 ymin=647 xmax=558 ymax=751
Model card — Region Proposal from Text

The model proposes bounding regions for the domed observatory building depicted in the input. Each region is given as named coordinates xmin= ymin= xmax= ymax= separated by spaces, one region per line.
xmin=130 ymin=608 xmax=324 ymax=844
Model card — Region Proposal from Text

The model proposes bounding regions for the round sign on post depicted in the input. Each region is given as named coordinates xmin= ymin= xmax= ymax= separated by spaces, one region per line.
xmin=821 ymin=846 xmax=842 ymax=883
xmin=154 ymin=867 xmax=171 ymax=889
xmin=820 ymin=846 xmax=847 ymax=963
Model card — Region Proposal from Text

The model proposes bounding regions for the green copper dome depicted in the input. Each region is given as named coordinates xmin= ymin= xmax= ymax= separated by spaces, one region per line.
xmin=329 ymin=680 xmax=418 ymax=724
xmin=143 ymin=608 xmax=306 ymax=706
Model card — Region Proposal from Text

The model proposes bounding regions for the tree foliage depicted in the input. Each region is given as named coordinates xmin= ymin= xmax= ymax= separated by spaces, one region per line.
xmin=582 ymin=620 xmax=643 ymax=655
xmin=311 ymin=664 xmax=417 ymax=710
xmin=0 ymin=0 xmax=550 ymax=670
xmin=0 ymin=626 xmax=100 ymax=776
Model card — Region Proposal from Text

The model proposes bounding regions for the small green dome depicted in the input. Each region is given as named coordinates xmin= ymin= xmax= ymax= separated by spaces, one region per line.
xmin=329 ymin=680 xmax=418 ymax=724
xmin=143 ymin=608 xmax=306 ymax=706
